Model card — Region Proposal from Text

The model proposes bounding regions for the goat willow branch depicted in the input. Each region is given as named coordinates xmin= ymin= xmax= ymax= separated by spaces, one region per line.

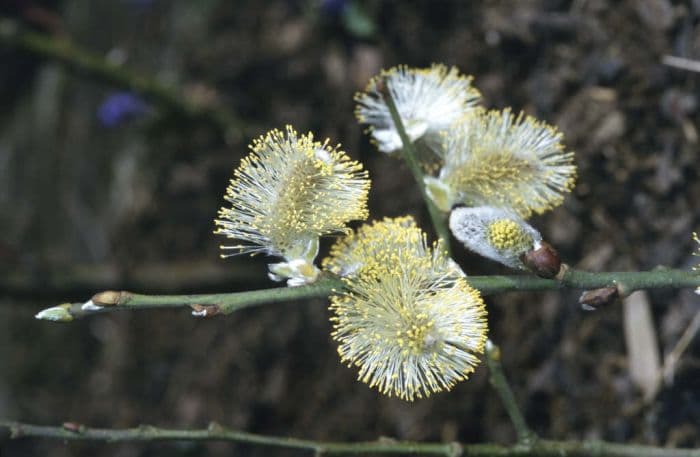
xmin=36 ymin=268 xmax=700 ymax=322
xmin=0 ymin=16 xmax=241 ymax=143
xmin=2 ymin=421 xmax=699 ymax=457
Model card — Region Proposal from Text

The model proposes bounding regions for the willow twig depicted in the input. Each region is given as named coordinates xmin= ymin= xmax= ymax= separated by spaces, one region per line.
xmin=485 ymin=340 xmax=536 ymax=446
xmin=0 ymin=16 xmax=241 ymax=143
xmin=34 ymin=268 xmax=700 ymax=322
xmin=474 ymin=266 xmax=700 ymax=295
xmin=2 ymin=421 xmax=699 ymax=456
xmin=36 ymin=276 xmax=345 ymax=322
xmin=382 ymin=80 xmax=453 ymax=256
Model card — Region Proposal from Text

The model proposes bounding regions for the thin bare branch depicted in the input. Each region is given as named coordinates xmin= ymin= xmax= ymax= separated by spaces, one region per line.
xmin=2 ymin=421 xmax=699 ymax=456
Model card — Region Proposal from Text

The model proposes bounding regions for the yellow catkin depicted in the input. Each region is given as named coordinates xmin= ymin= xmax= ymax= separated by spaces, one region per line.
xmin=436 ymin=108 xmax=577 ymax=218
xmin=215 ymin=126 xmax=370 ymax=259
xmin=324 ymin=217 xmax=488 ymax=401
xmin=354 ymin=64 xmax=481 ymax=153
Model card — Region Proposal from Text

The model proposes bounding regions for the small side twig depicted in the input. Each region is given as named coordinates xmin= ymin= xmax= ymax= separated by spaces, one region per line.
xmin=381 ymin=80 xmax=453 ymax=256
xmin=485 ymin=340 xmax=536 ymax=447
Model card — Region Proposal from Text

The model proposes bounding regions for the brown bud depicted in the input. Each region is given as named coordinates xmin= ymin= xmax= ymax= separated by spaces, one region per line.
xmin=91 ymin=290 xmax=131 ymax=307
xmin=520 ymin=241 xmax=561 ymax=279
xmin=190 ymin=304 xmax=221 ymax=318
xmin=579 ymin=286 xmax=619 ymax=311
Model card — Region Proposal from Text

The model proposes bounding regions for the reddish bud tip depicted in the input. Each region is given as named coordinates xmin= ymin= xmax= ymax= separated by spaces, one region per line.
xmin=520 ymin=241 xmax=561 ymax=279
xmin=579 ymin=286 xmax=619 ymax=311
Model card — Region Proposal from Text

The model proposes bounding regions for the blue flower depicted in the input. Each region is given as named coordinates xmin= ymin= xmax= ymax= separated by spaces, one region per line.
xmin=97 ymin=92 xmax=149 ymax=127
xmin=321 ymin=0 xmax=348 ymax=16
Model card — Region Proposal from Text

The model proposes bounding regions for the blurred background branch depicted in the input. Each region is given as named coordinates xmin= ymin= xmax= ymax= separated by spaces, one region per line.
xmin=0 ymin=16 xmax=242 ymax=144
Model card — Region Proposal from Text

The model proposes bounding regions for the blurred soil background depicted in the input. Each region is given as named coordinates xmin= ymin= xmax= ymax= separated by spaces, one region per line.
xmin=1 ymin=0 xmax=700 ymax=455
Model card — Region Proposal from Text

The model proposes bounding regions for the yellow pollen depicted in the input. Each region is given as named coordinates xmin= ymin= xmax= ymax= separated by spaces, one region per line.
xmin=486 ymin=219 xmax=532 ymax=251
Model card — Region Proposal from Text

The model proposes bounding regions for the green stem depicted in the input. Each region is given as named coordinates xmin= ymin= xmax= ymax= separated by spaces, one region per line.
xmin=2 ymin=421 xmax=699 ymax=456
xmin=36 ymin=268 xmax=700 ymax=322
xmin=485 ymin=341 xmax=535 ymax=446
xmin=473 ymin=266 xmax=700 ymax=295
xmin=382 ymin=80 xmax=453 ymax=256
xmin=0 ymin=17 xmax=241 ymax=144
xmin=46 ymin=276 xmax=344 ymax=321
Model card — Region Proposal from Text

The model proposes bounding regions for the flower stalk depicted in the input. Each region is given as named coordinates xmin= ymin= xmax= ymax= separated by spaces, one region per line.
xmin=382 ymin=80 xmax=453 ymax=256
